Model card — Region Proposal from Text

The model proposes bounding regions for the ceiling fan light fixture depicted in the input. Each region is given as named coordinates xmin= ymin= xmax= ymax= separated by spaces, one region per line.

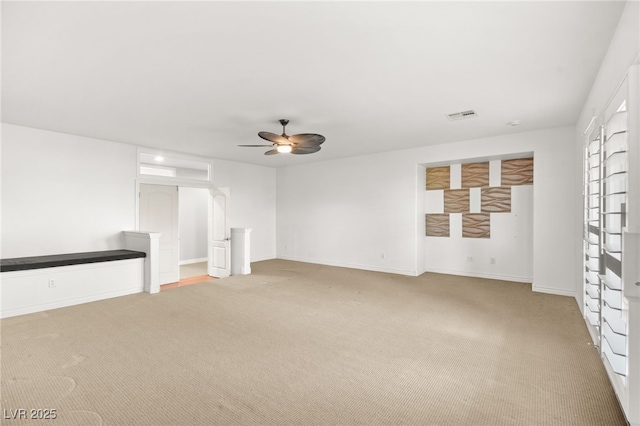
xmin=277 ymin=145 xmax=292 ymax=153
xmin=240 ymin=119 xmax=325 ymax=156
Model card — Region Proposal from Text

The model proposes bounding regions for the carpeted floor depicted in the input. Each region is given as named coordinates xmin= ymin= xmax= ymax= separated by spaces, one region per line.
xmin=0 ymin=260 xmax=626 ymax=425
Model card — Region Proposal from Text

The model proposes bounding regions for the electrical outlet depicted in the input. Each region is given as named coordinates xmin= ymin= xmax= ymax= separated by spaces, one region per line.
xmin=467 ymin=256 xmax=473 ymax=262
xmin=48 ymin=279 xmax=56 ymax=288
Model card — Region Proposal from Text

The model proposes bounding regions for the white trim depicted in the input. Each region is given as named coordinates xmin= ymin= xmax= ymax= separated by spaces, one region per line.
xmin=583 ymin=115 xmax=597 ymax=136
xmin=0 ymin=287 xmax=143 ymax=319
xmin=136 ymin=147 xmax=213 ymax=185
xmin=626 ymin=65 xmax=640 ymax=233
xmin=179 ymin=257 xmax=208 ymax=266
xmin=584 ymin=317 xmax=600 ymax=346
xmin=136 ymin=176 xmax=214 ymax=190
xmin=124 ymin=231 xmax=161 ymax=294
xmin=250 ymin=256 xmax=273 ymax=263
xmin=276 ymin=255 xmax=417 ymax=277
xmin=276 ymin=257 xmax=542 ymax=282
xmin=532 ymin=284 xmax=575 ymax=297
xmin=135 ymin=180 xmax=230 ymax=280
xmin=421 ymin=267 xmax=532 ymax=284
xmin=602 ymin=355 xmax=628 ymax=415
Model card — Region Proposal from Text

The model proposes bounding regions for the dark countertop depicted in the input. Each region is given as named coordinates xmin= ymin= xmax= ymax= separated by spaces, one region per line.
xmin=1 ymin=250 xmax=146 ymax=272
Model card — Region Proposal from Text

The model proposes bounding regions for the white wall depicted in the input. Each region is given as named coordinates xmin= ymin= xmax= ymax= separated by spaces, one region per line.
xmin=277 ymin=153 xmax=419 ymax=276
xmin=574 ymin=0 xmax=640 ymax=312
xmin=277 ymin=126 xmax=576 ymax=296
xmin=1 ymin=124 xmax=278 ymax=266
xmin=448 ymin=131 xmax=575 ymax=296
xmin=212 ymin=159 xmax=276 ymax=263
xmin=1 ymin=124 xmax=137 ymax=258
xmin=178 ymin=187 xmax=208 ymax=262
xmin=423 ymin=162 xmax=533 ymax=283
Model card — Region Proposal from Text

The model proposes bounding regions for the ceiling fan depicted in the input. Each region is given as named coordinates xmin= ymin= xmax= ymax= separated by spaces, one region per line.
xmin=238 ymin=119 xmax=325 ymax=155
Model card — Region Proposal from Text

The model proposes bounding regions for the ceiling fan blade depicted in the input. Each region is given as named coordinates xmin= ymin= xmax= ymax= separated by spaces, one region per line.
xmin=258 ymin=131 xmax=289 ymax=145
xmin=288 ymin=133 xmax=325 ymax=146
xmin=264 ymin=149 xmax=279 ymax=156
xmin=291 ymin=146 xmax=321 ymax=155
xmin=238 ymin=144 xmax=273 ymax=147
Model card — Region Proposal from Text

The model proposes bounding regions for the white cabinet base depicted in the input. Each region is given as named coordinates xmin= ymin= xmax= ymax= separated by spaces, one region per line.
xmin=1 ymin=258 xmax=144 ymax=319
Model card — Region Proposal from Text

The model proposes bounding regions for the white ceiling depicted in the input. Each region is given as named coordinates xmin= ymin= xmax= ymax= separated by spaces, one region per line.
xmin=2 ymin=1 xmax=627 ymax=167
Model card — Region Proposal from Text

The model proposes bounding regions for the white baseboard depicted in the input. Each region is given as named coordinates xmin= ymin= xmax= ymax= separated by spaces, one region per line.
xmin=276 ymin=255 xmax=417 ymax=276
xmin=179 ymin=257 xmax=208 ymax=266
xmin=1 ymin=287 xmax=143 ymax=318
xmin=265 ymin=258 xmax=574 ymax=297
xmin=531 ymin=284 xmax=575 ymax=297
xmin=251 ymin=255 xmax=276 ymax=263
xmin=422 ymin=267 xmax=532 ymax=283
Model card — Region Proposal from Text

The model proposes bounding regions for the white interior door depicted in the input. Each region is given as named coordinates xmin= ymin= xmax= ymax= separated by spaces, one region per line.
xmin=139 ymin=184 xmax=180 ymax=285
xmin=209 ymin=187 xmax=230 ymax=278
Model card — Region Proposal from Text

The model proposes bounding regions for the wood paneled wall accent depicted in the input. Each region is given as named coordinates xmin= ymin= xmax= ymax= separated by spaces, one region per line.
xmin=461 ymin=162 xmax=489 ymax=188
xmin=444 ymin=189 xmax=470 ymax=213
xmin=462 ymin=213 xmax=491 ymax=238
xmin=501 ymin=157 xmax=534 ymax=186
xmin=481 ymin=186 xmax=512 ymax=213
xmin=426 ymin=166 xmax=450 ymax=190
xmin=426 ymin=214 xmax=450 ymax=237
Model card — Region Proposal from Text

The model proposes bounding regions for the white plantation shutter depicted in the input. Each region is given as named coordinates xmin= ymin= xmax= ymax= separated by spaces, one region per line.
xmin=584 ymin=122 xmax=603 ymax=343
xmin=583 ymin=67 xmax=640 ymax=425
xmin=600 ymin=100 xmax=628 ymax=382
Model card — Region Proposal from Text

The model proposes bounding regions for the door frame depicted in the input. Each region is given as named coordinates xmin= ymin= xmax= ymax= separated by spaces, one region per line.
xmin=135 ymin=178 xmax=231 ymax=279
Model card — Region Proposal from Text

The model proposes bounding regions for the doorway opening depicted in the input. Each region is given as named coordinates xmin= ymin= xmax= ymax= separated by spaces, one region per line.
xmin=178 ymin=187 xmax=209 ymax=282
xmin=136 ymin=149 xmax=230 ymax=288
xmin=137 ymin=182 xmax=230 ymax=290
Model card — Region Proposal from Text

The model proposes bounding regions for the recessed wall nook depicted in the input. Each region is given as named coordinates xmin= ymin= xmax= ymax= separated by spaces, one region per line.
xmin=425 ymin=157 xmax=533 ymax=239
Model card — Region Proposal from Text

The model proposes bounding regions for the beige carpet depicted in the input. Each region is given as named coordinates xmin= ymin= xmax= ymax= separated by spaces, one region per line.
xmin=0 ymin=260 xmax=626 ymax=425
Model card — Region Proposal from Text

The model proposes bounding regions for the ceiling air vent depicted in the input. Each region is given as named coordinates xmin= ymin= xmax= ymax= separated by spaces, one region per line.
xmin=447 ymin=110 xmax=478 ymax=121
